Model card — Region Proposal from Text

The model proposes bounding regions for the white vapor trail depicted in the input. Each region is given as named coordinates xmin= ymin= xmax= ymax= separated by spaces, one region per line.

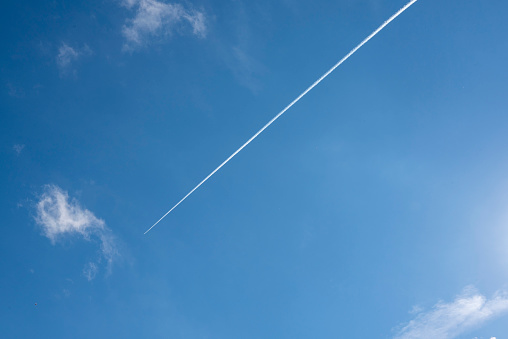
xmin=144 ymin=0 xmax=419 ymax=235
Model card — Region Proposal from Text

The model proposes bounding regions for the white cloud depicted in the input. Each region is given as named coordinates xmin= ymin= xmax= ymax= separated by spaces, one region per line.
xmin=56 ymin=43 xmax=92 ymax=75
xmin=35 ymin=185 xmax=119 ymax=279
xmin=121 ymin=0 xmax=206 ymax=50
xmin=228 ymin=45 xmax=266 ymax=92
xmin=36 ymin=185 xmax=104 ymax=242
xmin=409 ymin=305 xmax=424 ymax=315
xmin=394 ymin=287 xmax=508 ymax=339
xmin=56 ymin=43 xmax=80 ymax=70
xmin=83 ymin=262 xmax=98 ymax=281
xmin=13 ymin=144 xmax=25 ymax=155
xmin=183 ymin=10 xmax=206 ymax=36
xmin=7 ymin=83 xmax=24 ymax=98
xmin=213 ymin=2 xmax=266 ymax=92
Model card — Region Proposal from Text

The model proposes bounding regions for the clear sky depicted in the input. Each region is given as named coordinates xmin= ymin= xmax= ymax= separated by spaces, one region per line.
xmin=1 ymin=0 xmax=508 ymax=338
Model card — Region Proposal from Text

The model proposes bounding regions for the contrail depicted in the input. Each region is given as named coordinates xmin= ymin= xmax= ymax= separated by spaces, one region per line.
xmin=144 ymin=0 xmax=419 ymax=235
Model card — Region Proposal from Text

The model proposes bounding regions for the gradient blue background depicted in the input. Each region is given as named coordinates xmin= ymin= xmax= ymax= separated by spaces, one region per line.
xmin=1 ymin=0 xmax=508 ymax=338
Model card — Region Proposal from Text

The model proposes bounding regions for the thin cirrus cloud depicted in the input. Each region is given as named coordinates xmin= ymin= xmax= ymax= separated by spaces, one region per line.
xmin=393 ymin=286 xmax=508 ymax=339
xmin=56 ymin=43 xmax=79 ymax=70
xmin=82 ymin=262 xmax=98 ymax=281
xmin=13 ymin=144 xmax=25 ymax=155
xmin=56 ymin=43 xmax=93 ymax=75
xmin=34 ymin=185 xmax=118 ymax=280
xmin=121 ymin=0 xmax=207 ymax=50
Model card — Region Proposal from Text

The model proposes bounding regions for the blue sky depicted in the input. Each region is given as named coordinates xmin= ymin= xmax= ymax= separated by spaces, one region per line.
xmin=2 ymin=0 xmax=508 ymax=338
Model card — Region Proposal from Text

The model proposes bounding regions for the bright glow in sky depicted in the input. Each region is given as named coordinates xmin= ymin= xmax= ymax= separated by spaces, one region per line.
xmin=2 ymin=0 xmax=508 ymax=338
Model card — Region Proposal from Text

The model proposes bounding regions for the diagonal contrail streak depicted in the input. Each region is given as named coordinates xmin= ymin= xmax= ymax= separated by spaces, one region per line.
xmin=144 ymin=0 xmax=419 ymax=235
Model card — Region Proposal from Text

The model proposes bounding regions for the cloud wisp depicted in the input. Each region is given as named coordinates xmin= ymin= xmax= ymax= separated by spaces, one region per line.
xmin=57 ymin=43 xmax=79 ymax=70
xmin=13 ymin=144 xmax=25 ymax=155
xmin=394 ymin=287 xmax=508 ymax=339
xmin=121 ymin=0 xmax=206 ymax=50
xmin=35 ymin=185 xmax=118 ymax=279
xmin=144 ymin=0 xmax=419 ymax=234
xmin=83 ymin=262 xmax=98 ymax=281
xmin=56 ymin=43 xmax=92 ymax=76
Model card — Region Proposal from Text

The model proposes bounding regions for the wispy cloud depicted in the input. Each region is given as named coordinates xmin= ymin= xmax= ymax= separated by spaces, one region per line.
xmin=13 ymin=144 xmax=25 ymax=155
xmin=83 ymin=262 xmax=98 ymax=281
xmin=394 ymin=287 xmax=508 ymax=339
xmin=7 ymin=83 xmax=25 ymax=98
xmin=34 ymin=185 xmax=118 ymax=279
xmin=57 ymin=43 xmax=80 ymax=70
xmin=56 ymin=43 xmax=92 ymax=76
xmin=212 ymin=1 xmax=267 ymax=92
xmin=224 ymin=44 xmax=266 ymax=93
xmin=121 ymin=0 xmax=206 ymax=50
